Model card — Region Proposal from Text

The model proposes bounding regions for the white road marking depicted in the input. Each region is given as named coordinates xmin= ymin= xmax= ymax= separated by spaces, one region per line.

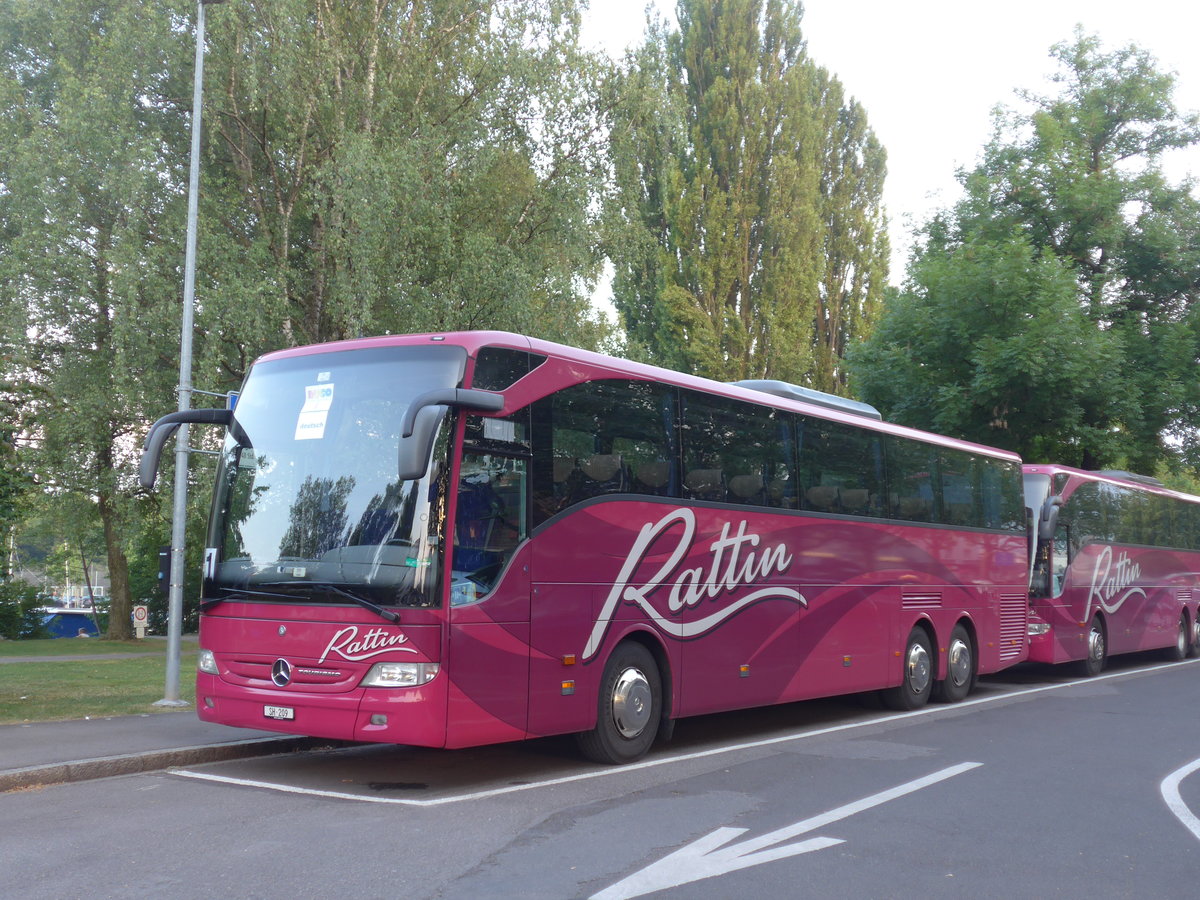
xmin=1160 ymin=757 xmax=1200 ymax=841
xmin=170 ymin=657 xmax=1199 ymax=806
xmin=590 ymin=762 xmax=982 ymax=900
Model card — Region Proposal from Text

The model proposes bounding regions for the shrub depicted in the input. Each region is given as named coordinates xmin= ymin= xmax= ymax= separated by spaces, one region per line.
xmin=0 ymin=580 xmax=50 ymax=640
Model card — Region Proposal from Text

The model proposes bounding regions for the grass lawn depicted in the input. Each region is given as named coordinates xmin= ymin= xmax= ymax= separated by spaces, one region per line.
xmin=0 ymin=648 xmax=199 ymax=724
xmin=0 ymin=637 xmax=167 ymax=658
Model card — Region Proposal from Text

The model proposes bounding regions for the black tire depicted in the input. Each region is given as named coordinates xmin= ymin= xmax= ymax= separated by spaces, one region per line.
xmin=881 ymin=627 xmax=934 ymax=711
xmin=1076 ymin=615 xmax=1106 ymax=677
xmin=1191 ymin=614 xmax=1200 ymax=659
xmin=933 ymin=624 xmax=975 ymax=703
xmin=1167 ymin=611 xmax=1190 ymax=662
xmin=577 ymin=642 xmax=661 ymax=765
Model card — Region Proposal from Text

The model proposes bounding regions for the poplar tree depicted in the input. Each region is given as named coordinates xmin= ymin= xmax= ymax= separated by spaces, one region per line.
xmin=607 ymin=0 xmax=888 ymax=388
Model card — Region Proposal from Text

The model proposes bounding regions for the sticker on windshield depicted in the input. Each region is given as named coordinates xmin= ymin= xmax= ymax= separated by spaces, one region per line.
xmin=295 ymin=383 xmax=334 ymax=440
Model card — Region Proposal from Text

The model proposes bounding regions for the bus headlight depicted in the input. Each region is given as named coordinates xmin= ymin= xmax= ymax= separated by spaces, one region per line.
xmin=361 ymin=661 xmax=440 ymax=687
xmin=198 ymin=648 xmax=219 ymax=674
xmin=1027 ymin=622 xmax=1051 ymax=636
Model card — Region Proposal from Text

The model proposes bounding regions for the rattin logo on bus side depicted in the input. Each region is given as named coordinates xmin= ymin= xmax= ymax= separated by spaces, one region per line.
xmin=583 ymin=507 xmax=806 ymax=660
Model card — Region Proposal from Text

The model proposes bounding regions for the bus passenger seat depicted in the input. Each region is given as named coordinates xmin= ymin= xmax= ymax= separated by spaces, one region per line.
xmin=768 ymin=477 xmax=796 ymax=507
xmin=728 ymin=474 xmax=765 ymax=503
xmin=634 ymin=460 xmax=671 ymax=494
xmin=840 ymin=488 xmax=869 ymax=513
xmin=806 ymin=485 xmax=840 ymax=511
xmin=685 ymin=468 xmax=725 ymax=501
xmin=552 ymin=457 xmax=576 ymax=487
xmin=578 ymin=454 xmax=626 ymax=497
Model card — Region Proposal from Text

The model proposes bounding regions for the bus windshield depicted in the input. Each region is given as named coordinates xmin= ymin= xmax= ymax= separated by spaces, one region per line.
xmin=205 ymin=344 xmax=465 ymax=608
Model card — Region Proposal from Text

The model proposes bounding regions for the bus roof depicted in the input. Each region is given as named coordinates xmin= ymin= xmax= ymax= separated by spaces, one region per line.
xmin=256 ymin=330 xmax=1022 ymax=463
xmin=1024 ymin=463 xmax=1200 ymax=505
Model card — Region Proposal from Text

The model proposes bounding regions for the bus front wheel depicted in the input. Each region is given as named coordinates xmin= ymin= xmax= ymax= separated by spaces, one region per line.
xmin=1077 ymin=616 xmax=1106 ymax=677
xmin=881 ymin=627 xmax=933 ymax=711
xmin=577 ymin=642 xmax=661 ymax=765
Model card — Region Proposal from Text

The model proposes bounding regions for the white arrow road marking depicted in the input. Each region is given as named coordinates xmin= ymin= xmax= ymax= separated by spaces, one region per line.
xmin=591 ymin=761 xmax=983 ymax=900
xmin=1161 ymin=757 xmax=1200 ymax=841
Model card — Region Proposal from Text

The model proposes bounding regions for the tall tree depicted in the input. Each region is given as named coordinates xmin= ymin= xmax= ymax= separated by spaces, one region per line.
xmin=0 ymin=0 xmax=190 ymax=636
xmin=1 ymin=0 xmax=616 ymax=635
xmin=197 ymin=0 xmax=613 ymax=390
xmin=606 ymin=0 xmax=888 ymax=387
xmin=853 ymin=31 xmax=1200 ymax=470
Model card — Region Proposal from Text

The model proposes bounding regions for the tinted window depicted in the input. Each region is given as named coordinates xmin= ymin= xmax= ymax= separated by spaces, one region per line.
xmin=680 ymin=392 xmax=793 ymax=507
xmin=797 ymin=418 xmax=883 ymax=516
xmin=939 ymin=449 xmax=981 ymax=528
xmin=885 ymin=437 xmax=939 ymax=523
xmin=982 ymin=459 xmax=1025 ymax=532
xmin=531 ymin=380 xmax=676 ymax=523
xmin=471 ymin=347 xmax=546 ymax=391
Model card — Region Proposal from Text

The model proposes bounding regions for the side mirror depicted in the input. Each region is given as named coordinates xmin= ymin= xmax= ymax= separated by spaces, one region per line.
xmin=139 ymin=409 xmax=234 ymax=490
xmin=1038 ymin=496 xmax=1063 ymax=543
xmin=397 ymin=388 xmax=504 ymax=481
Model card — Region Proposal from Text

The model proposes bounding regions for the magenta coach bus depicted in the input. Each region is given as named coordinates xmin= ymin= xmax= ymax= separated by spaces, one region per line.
xmin=1025 ymin=465 xmax=1200 ymax=675
xmin=140 ymin=331 xmax=1028 ymax=763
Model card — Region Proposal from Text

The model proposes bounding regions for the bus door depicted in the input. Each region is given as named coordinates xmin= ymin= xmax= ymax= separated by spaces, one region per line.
xmin=445 ymin=450 xmax=532 ymax=748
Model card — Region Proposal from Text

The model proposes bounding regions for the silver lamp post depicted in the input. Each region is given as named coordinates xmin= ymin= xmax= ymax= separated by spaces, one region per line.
xmin=158 ymin=0 xmax=225 ymax=707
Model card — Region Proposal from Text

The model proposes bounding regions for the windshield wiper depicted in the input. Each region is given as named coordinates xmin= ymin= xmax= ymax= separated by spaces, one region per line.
xmin=251 ymin=581 xmax=402 ymax=624
xmin=205 ymin=583 xmax=402 ymax=623
xmin=202 ymin=586 xmax=301 ymax=612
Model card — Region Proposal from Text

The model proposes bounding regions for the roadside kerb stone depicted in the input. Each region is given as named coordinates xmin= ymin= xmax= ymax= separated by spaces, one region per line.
xmin=0 ymin=735 xmax=330 ymax=792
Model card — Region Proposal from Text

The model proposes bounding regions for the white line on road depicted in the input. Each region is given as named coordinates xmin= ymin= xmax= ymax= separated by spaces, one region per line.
xmin=1161 ymin=757 xmax=1200 ymax=841
xmin=170 ymin=657 xmax=1198 ymax=807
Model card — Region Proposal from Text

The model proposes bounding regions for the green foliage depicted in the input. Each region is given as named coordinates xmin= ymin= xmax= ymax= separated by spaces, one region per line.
xmin=0 ymin=579 xmax=48 ymax=640
xmin=198 ymin=0 xmax=613 ymax=373
xmin=1 ymin=0 xmax=616 ymax=634
xmin=854 ymin=30 xmax=1200 ymax=470
xmin=606 ymin=0 xmax=887 ymax=389
xmin=851 ymin=232 xmax=1127 ymax=462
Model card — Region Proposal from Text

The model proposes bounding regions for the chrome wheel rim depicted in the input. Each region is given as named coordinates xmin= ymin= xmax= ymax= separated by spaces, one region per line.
xmin=1178 ymin=616 xmax=1189 ymax=656
xmin=947 ymin=637 xmax=972 ymax=687
xmin=1088 ymin=623 xmax=1105 ymax=663
xmin=611 ymin=667 xmax=652 ymax=739
xmin=906 ymin=641 xmax=932 ymax=695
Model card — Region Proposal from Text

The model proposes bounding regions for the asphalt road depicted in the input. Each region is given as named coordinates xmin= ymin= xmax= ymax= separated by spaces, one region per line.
xmin=5 ymin=653 xmax=1199 ymax=900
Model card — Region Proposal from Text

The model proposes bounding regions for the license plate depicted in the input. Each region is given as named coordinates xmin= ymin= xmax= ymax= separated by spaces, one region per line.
xmin=263 ymin=705 xmax=295 ymax=720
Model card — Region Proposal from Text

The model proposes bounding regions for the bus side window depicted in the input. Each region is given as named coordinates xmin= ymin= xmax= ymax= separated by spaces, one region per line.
xmin=531 ymin=380 xmax=677 ymax=523
xmin=681 ymin=391 xmax=792 ymax=508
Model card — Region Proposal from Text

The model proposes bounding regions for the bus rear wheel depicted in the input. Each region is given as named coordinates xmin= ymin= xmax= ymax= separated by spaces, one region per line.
xmin=881 ymin=627 xmax=933 ymax=711
xmin=1167 ymin=611 xmax=1190 ymax=662
xmin=1077 ymin=615 xmax=1106 ymax=677
xmin=933 ymin=624 xmax=975 ymax=703
xmin=577 ymin=642 xmax=661 ymax=765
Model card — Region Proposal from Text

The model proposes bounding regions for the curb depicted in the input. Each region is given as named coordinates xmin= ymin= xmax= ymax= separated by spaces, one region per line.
xmin=0 ymin=735 xmax=327 ymax=793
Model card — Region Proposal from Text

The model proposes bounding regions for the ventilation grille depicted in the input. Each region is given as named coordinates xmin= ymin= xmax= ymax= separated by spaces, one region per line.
xmin=902 ymin=590 xmax=942 ymax=609
xmin=999 ymin=593 xmax=1027 ymax=661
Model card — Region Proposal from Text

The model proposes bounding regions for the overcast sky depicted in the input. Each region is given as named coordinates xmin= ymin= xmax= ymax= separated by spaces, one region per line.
xmin=580 ymin=0 xmax=1200 ymax=282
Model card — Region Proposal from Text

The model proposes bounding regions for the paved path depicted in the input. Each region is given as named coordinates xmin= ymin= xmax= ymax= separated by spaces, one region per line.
xmin=0 ymin=637 xmax=325 ymax=791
